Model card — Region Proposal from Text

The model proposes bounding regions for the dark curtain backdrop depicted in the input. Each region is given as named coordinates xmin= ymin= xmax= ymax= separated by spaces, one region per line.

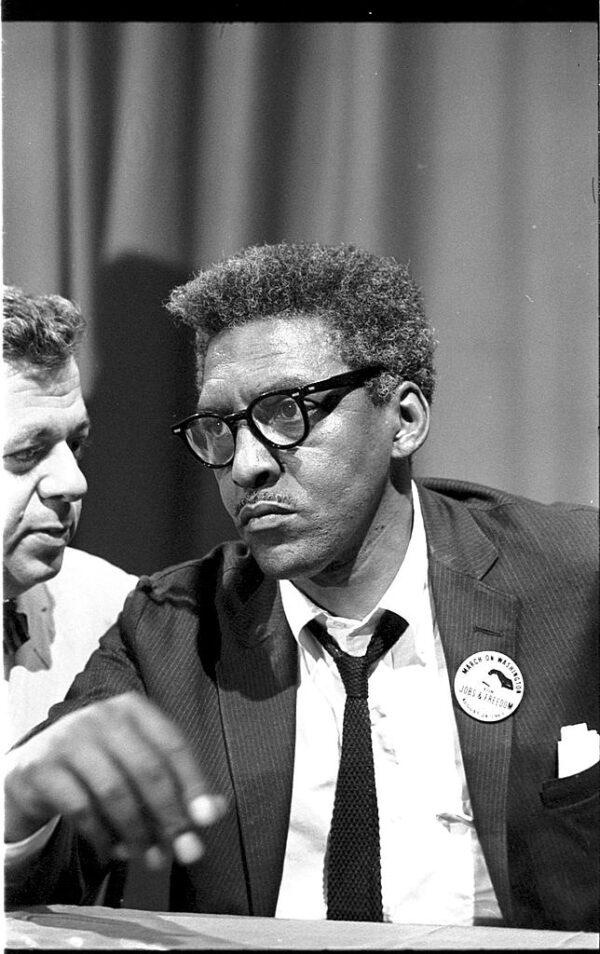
xmin=3 ymin=22 xmax=598 ymax=578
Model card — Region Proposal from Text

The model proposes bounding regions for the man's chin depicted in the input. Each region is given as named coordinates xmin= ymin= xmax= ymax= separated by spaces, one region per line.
xmin=247 ymin=539 xmax=328 ymax=581
xmin=5 ymin=552 xmax=65 ymax=597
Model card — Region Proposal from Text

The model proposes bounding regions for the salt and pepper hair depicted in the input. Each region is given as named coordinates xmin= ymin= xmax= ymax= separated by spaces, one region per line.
xmin=166 ymin=242 xmax=437 ymax=405
xmin=3 ymin=284 xmax=86 ymax=371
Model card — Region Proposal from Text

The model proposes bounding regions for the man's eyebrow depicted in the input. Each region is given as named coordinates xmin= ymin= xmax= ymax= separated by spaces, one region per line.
xmin=5 ymin=425 xmax=56 ymax=445
xmin=5 ymin=418 xmax=91 ymax=448
xmin=197 ymin=377 xmax=318 ymax=413
xmin=195 ymin=399 xmax=226 ymax=415
xmin=72 ymin=418 xmax=92 ymax=434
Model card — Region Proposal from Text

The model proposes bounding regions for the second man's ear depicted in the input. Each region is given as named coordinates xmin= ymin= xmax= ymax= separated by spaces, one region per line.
xmin=390 ymin=381 xmax=430 ymax=460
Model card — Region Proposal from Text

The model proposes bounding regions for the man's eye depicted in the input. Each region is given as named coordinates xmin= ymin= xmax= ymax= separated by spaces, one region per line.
xmin=275 ymin=398 xmax=303 ymax=421
xmin=3 ymin=446 xmax=45 ymax=470
xmin=202 ymin=419 xmax=229 ymax=440
xmin=254 ymin=395 xmax=300 ymax=426
xmin=69 ymin=435 xmax=90 ymax=460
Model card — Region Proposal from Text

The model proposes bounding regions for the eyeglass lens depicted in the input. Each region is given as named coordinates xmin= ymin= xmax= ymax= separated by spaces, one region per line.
xmin=186 ymin=417 xmax=235 ymax=465
xmin=252 ymin=394 xmax=305 ymax=442
xmin=186 ymin=392 xmax=307 ymax=466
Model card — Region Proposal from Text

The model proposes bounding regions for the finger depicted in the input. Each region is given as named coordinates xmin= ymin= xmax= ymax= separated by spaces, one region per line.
xmin=6 ymin=692 xmax=227 ymax=864
xmin=117 ymin=695 xmax=228 ymax=829
xmin=6 ymin=751 xmax=116 ymax=863
xmin=55 ymin=699 xmax=195 ymax=858
xmin=80 ymin=695 xmax=226 ymax=861
xmin=10 ymin=740 xmax=191 ymax=869
xmin=65 ymin=742 xmax=161 ymax=856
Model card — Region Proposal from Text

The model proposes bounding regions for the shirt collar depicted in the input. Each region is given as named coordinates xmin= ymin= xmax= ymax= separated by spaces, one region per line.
xmin=279 ymin=480 xmax=429 ymax=647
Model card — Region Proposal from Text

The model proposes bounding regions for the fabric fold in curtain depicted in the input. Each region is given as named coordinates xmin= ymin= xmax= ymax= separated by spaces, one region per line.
xmin=3 ymin=22 xmax=597 ymax=575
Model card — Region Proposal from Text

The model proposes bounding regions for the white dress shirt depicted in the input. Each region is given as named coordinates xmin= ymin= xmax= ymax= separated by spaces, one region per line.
xmin=275 ymin=483 xmax=503 ymax=925
xmin=4 ymin=546 xmax=137 ymax=748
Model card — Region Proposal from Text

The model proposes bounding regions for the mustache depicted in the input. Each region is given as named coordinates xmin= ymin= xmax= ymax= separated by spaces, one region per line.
xmin=234 ymin=491 xmax=295 ymax=519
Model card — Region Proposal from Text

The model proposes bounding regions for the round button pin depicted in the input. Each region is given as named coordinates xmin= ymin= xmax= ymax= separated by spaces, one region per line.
xmin=454 ymin=651 xmax=524 ymax=722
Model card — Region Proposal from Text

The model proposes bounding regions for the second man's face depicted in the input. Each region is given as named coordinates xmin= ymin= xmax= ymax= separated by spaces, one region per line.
xmin=198 ymin=315 xmax=401 ymax=587
xmin=3 ymin=357 xmax=90 ymax=598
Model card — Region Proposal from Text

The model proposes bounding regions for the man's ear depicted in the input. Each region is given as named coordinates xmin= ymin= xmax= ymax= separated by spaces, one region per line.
xmin=390 ymin=381 xmax=430 ymax=460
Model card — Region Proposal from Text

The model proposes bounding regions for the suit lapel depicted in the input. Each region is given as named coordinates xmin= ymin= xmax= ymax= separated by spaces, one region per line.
xmin=419 ymin=484 xmax=520 ymax=922
xmin=215 ymin=571 xmax=297 ymax=917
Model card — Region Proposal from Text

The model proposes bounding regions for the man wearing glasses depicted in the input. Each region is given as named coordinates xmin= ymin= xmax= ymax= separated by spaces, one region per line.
xmin=5 ymin=243 xmax=598 ymax=932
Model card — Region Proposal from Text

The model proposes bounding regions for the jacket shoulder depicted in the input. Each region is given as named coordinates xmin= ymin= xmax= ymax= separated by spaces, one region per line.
xmin=417 ymin=477 xmax=598 ymax=569
xmin=130 ymin=540 xmax=258 ymax=612
xmin=417 ymin=476 xmax=598 ymax=517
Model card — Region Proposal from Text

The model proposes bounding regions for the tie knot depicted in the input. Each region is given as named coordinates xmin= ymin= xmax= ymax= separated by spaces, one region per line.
xmin=307 ymin=609 xmax=408 ymax=698
xmin=335 ymin=652 xmax=370 ymax=698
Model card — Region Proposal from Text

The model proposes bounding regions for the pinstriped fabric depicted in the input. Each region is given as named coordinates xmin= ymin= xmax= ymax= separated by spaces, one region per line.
xmin=6 ymin=480 xmax=598 ymax=930
xmin=121 ymin=551 xmax=296 ymax=916
xmin=419 ymin=478 xmax=598 ymax=930
xmin=427 ymin=558 xmax=518 ymax=920
xmin=215 ymin=588 xmax=297 ymax=917
xmin=133 ymin=573 xmax=251 ymax=915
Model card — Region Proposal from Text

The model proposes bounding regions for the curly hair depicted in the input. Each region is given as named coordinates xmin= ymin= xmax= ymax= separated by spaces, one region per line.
xmin=166 ymin=242 xmax=437 ymax=404
xmin=3 ymin=284 xmax=86 ymax=370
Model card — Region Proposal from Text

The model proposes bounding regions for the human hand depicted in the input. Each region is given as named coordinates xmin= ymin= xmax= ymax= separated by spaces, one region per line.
xmin=4 ymin=692 xmax=227 ymax=869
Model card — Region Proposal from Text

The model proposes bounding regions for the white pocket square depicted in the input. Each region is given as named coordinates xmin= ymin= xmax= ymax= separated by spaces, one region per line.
xmin=557 ymin=723 xmax=600 ymax=778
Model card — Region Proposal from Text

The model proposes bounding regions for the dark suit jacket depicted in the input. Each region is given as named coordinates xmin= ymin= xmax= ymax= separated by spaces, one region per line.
xmin=6 ymin=479 xmax=599 ymax=930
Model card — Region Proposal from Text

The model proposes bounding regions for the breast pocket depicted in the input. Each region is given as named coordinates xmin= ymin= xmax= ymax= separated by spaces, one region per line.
xmin=533 ymin=760 xmax=599 ymax=930
xmin=540 ymin=760 xmax=599 ymax=811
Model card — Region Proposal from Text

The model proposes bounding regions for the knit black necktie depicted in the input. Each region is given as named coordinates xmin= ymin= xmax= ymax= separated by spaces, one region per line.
xmin=3 ymin=599 xmax=30 ymax=656
xmin=307 ymin=609 xmax=408 ymax=922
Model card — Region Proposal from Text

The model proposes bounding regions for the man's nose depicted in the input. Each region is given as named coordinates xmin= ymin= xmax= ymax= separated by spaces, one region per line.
xmin=230 ymin=422 xmax=281 ymax=489
xmin=37 ymin=444 xmax=88 ymax=502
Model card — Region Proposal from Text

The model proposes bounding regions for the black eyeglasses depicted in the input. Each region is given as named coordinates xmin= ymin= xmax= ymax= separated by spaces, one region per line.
xmin=172 ymin=365 xmax=385 ymax=468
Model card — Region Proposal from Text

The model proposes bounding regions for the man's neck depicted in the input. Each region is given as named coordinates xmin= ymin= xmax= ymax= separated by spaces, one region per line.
xmin=293 ymin=479 xmax=414 ymax=620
